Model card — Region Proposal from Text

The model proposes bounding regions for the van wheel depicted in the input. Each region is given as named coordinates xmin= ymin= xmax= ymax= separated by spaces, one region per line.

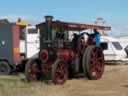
xmin=0 ymin=61 xmax=11 ymax=75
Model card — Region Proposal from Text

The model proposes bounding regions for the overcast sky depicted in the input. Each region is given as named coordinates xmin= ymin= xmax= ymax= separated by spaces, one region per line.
xmin=0 ymin=0 xmax=128 ymax=37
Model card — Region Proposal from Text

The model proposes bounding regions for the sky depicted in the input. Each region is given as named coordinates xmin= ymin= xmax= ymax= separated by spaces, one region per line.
xmin=0 ymin=0 xmax=128 ymax=37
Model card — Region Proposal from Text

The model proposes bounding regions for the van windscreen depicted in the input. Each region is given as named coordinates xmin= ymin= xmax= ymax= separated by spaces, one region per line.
xmin=112 ymin=42 xmax=123 ymax=50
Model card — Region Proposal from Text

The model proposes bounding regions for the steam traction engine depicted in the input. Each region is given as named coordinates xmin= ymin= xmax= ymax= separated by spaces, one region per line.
xmin=25 ymin=16 xmax=111 ymax=84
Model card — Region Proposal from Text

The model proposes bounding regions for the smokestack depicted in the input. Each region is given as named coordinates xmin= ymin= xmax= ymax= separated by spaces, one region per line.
xmin=45 ymin=16 xmax=53 ymax=41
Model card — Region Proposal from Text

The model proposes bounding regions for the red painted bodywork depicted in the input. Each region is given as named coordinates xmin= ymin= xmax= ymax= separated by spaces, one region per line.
xmin=40 ymin=49 xmax=76 ymax=77
xmin=12 ymin=25 xmax=20 ymax=65
xmin=57 ymin=49 xmax=76 ymax=62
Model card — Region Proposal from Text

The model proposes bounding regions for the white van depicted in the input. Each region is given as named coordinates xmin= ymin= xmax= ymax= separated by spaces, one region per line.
xmin=101 ymin=36 xmax=128 ymax=64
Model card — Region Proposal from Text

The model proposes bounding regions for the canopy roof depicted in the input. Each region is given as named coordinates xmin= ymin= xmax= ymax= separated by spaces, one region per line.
xmin=36 ymin=20 xmax=111 ymax=31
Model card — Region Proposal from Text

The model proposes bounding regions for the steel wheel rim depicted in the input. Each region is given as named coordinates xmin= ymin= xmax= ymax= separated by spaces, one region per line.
xmin=53 ymin=60 xmax=68 ymax=84
xmin=89 ymin=47 xmax=104 ymax=79
xmin=26 ymin=60 xmax=39 ymax=81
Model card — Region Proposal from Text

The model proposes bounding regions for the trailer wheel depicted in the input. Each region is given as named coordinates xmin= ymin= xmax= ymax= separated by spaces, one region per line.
xmin=82 ymin=46 xmax=105 ymax=80
xmin=51 ymin=59 xmax=68 ymax=84
xmin=0 ymin=61 xmax=11 ymax=75
xmin=25 ymin=59 xmax=40 ymax=81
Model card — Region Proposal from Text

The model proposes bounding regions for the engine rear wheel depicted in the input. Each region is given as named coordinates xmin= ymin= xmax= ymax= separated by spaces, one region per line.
xmin=83 ymin=46 xmax=105 ymax=80
xmin=25 ymin=59 xmax=40 ymax=81
xmin=0 ymin=61 xmax=11 ymax=75
xmin=51 ymin=59 xmax=68 ymax=85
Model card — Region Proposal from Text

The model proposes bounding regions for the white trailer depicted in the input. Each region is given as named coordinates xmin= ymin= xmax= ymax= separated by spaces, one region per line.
xmin=20 ymin=26 xmax=39 ymax=59
xmin=25 ymin=26 xmax=39 ymax=58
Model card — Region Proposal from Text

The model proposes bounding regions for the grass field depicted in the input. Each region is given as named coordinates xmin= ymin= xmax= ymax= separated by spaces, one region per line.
xmin=0 ymin=65 xmax=128 ymax=96
xmin=0 ymin=74 xmax=64 ymax=96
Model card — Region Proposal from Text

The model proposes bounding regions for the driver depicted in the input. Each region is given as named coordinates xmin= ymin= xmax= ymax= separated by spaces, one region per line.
xmin=84 ymin=29 xmax=101 ymax=47
xmin=93 ymin=29 xmax=101 ymax=47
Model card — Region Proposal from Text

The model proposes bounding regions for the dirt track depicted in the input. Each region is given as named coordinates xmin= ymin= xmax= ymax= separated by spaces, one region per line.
xmin=41 ymin=65 xmax=128 ymax=96
xmin=0 ymin=65 xmax=128 ymax=96
xmin=64 ymin=65 xmax=128 ymax=96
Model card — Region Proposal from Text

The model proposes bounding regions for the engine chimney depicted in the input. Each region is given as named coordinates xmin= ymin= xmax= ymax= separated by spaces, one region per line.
xmin=45 ymin=16 xmax=53 ymax=41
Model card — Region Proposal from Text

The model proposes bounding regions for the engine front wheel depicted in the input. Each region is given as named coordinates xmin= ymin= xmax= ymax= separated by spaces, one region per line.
xmin=25 ymin=59 xmax=40 ymax=81
xmin=51 ymin=59 xmax=68 ymax=85
xmin=83 ymin=46 xmax=105 ymax=80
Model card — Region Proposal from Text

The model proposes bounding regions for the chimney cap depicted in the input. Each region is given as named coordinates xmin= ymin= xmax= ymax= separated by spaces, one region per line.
xmin=45 ymin=16 xmax=53 ymax=21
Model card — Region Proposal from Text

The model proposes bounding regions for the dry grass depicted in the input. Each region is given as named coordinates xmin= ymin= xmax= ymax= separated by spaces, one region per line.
xmin=0 ymin=65 xmax=128 ymax=96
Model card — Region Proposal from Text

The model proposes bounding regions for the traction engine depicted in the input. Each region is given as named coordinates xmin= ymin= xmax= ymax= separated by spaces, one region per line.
xmin=25 ymin=16 xmax=111 ymax=84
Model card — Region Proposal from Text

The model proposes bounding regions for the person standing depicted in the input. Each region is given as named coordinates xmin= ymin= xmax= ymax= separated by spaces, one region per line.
xmin=93 ymin=29 xmax=101 ymax=47
xmin=84 ymin=29 xmax=101 ymax=47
